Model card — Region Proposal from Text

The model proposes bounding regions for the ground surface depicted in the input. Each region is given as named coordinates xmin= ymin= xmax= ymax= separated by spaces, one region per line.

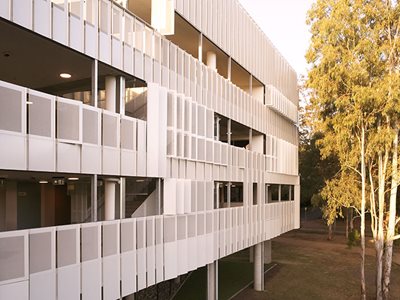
xmin=173 ymin=217 xmax=400 ymax=300
xmin=173 ymin=248 xmax=261 ymax=300
xmin=234 ymin=220 xmax=400 ymax=300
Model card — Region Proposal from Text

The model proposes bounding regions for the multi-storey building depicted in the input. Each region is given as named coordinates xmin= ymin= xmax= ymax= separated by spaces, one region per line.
xmin=0 ymin=0 xmax=299 ymax=299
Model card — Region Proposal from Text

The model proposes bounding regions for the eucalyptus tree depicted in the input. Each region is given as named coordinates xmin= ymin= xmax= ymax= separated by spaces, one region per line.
xmin=306 ymin=0 xmax=400 ymax=299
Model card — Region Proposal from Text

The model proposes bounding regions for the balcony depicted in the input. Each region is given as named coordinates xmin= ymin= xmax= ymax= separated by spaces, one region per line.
xmin=0 ymin=200 xmax=296 ymax=299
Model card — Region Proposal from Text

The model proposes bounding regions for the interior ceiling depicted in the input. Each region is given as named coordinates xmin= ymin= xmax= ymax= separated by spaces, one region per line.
xmin=128 ymin=0 xmax=151 ymax=25
xmin=166 ymin=14 xmax=233 ymax=81
xmin=0 ymin=19 xmax=129 ymax=95
xmin=166 ymin=14 xmax=199 ymax=58
xmin=0 ymin=170 xmax=90 ymax=182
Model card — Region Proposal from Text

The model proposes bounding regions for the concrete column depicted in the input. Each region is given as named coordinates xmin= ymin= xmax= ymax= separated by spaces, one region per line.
xmin=104 ymin=179 xmax=117 ymax=221
xmin=215 ymin=116 xmax=220 ymax=141
xmin=156 ymin=178 xmax=162 ymax=214
xmin=227 ymin=182 xmax=231 ymax=208
xmin=249 ymin=129 xmax=253 ymax=151
xmin=254 ymin=242 xmax=264 ymax=291
xmin=227 ymin=119 xmax=231 ymax=145
xmin=120 ymin=177 xmax=126 ymax=219
xmin=104 ymin=75 xmax=118 ymax=222
xmin=206 ymin=51 xmax=217 ymax=71
xmin=91 ymin=174 xmax=98 ymax=222
xmin=227 ymin=57 xmax=232 ymax=81
xmin=105 ymin=76 xmax=117 ymax=113
xmin=198 ymin=33 xmax=203 ymax=62
xmin=264 ymin=240 xmax=272 ymax=264
xmin=267 ymin=185 xmax=272 ymax=204
xmin=207 ymin=261 xmax=218 ymax=300
xmin=5 ymin=181 xmax=17 ymax=230
xmin=278 ymin=185 xmax=281 ymax=202
xmin=91 ymin=60 xmax=98 ymax=107
xmin=117 ymin=76 xmax=126 ymax=115
xmin=249 ymin=75 xmax=253 ymax=96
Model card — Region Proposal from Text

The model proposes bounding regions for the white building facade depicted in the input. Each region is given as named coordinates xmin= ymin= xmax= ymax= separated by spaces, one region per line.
xmin=0 ymin=0 xmax=299 ymax=299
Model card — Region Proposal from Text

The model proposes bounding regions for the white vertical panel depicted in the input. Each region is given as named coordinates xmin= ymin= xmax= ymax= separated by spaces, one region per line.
xmin=176 ymin=180 xmax=184 ymax=214
xmin=0 ymin=281 xmax=28 ymax=300
xmin=33 ymin=0 xmax=51 ymax=37
xmin=146 ymin=83 xmax=160 ymax=176
xmin=81 ymin=223 xmax=101 ymax=300
xmin=99 ymin=0 xmax=111 ymax=63
xmin=155 ymin=217 xmax=164 ymax=283
xmin=136 ymin=120 xmax=147 ymax=176
xmin=12 ymin=0 xmax=32 ymax=29
xmin=163 ymin=179 xmax=177 ymax=215
xmin=163 ymin=216 xmax=177 ymax=280
xmin=136 ymin=218 xmax=146 ymax=291
xmin=146 ymin=218 xmax=156 ymax=287
xmin=0 ymin=0 xmax=10 ymax=19
xmin=29 ymin=228 xmax=56 ymax=300
xmin=102 ymin=222 xmax=120 ymax=300
xmin=120 ymin=219 xmax=136 ymax=297
xmin=176 ymin=215 xmax=188 ymax=275
xmin=56 ymin=225 xmax=80 ymax=300
xmin=0 ymin=81 xmax=27 ymax=170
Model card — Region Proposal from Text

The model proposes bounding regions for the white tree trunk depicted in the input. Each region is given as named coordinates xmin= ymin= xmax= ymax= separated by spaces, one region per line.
xmin=360 ymin=126 xmax=367 ymax=300
xmin=383 ymin=129 xmax=398 ymax=299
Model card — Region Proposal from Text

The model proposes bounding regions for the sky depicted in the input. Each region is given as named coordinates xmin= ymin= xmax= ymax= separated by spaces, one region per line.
xmin=238 ymin=0 xmax=315 ymax=77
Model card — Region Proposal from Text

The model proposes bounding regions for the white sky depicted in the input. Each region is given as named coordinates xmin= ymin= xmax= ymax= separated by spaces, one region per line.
xmin=238 ymin=0 xmax=314 ymax=77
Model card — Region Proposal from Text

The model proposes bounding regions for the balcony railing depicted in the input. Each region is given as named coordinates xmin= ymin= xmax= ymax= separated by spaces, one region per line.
xmin=1 ymin=0 xmax=297 ymax=144
xmin=0 ymin=201 xmax=295 ymax=300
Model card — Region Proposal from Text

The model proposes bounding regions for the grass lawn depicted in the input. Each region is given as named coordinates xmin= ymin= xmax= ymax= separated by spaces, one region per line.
xmin=174 ymin=228 xmax=400 ymax=300
xmin=173 ymin=248 xmax=267 ymax=300
xmin=235 ymin=230 xmax=400 ymax=300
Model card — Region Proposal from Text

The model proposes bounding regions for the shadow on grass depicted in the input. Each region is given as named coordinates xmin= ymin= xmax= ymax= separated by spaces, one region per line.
xmin=173 ymin=249 xmax=271 ymax=300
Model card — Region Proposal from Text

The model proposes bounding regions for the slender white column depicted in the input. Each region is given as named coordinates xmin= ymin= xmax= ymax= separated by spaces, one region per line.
xmin=91 ymin=174 xmax=97 ymax=222
xmin=91 ymin=60 xmax=98 ymax=107
xmin=198 ymin=33 xmax=203 ymax=62
xmin=264 ymin=240 xmax=272 ymax=264
xmin=104 ymin=76 xmax=117 ymax=221
xmin=254 ymin=242 xmax=264 ymax=291
xmin=207 ymin=261 xmax=218 ymax=300
xmin=105 ymin=76 xmax=116 ymax=113
xmin=104 ymin=179 xmax=117 ymax=221
xmin=206 ymin=51 xmax=217 ymax=70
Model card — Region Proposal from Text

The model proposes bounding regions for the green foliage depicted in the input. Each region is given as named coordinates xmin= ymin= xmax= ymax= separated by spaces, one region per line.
xmin=320 ymin=171 xmax=361 ymax=225
xmin=306 ymin=0 xmax=400 ymax=295
xmin=347 ymin=229 xmax=361 ymax=249
xmin=299 ymin=131 xmax=339 ymax=207
xmin=306 ymin=0 xmax=400 ymax=222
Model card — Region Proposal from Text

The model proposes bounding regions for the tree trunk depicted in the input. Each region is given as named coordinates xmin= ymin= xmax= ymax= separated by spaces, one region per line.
xmin=376 ymin=240 xmax=384 ymax=300
xmin=360 ymin=126 xmax=366 ymax=300
xmin=328 ymin=223 xmax=333 ymax=241
xmin=383 ymin=129 xmax=398 ymax=299
xmin=376 ymin=142 xmax=389 ymax=300
xmin=350 ymin=208 xmax=354 ymax=232
xmin=383 ymin=241 xmax=393 ymax=300
xmin=346 ymin=208 xmax=349 ymax=239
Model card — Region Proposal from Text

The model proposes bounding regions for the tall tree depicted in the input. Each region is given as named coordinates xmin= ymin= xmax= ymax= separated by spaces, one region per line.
xmin=306 ymin=0 xmax=400 ymax=299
